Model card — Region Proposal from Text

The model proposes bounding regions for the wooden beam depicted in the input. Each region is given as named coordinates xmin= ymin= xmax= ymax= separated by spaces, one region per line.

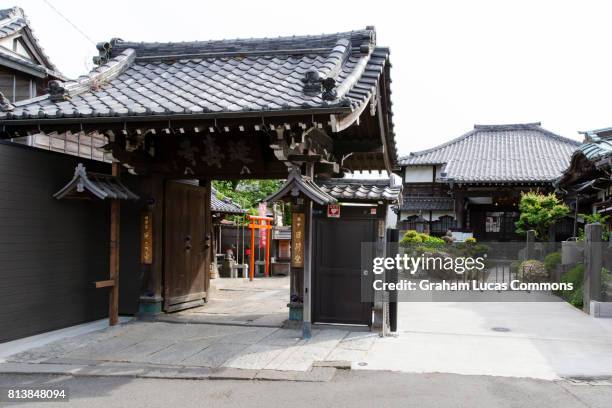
xmin=109 ymin=162 xmax=120 ymax=326
xmin=95 ymin=279 xmax=116 ymax=288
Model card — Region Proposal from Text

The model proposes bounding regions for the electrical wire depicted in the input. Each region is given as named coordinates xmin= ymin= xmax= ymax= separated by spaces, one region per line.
xmin=41 ymin=0 xmax=96 ymax=46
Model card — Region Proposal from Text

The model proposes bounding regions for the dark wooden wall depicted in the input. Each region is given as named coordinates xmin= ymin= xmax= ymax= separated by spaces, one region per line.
xmin=0 ymin=141 xmax=140 ymax=343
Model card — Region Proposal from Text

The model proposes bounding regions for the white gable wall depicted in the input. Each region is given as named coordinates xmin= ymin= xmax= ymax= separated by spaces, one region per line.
xmin=404 ymin=166 xmax=434 ymax=183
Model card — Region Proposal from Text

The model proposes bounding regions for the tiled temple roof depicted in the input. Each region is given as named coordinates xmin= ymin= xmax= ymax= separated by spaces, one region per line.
xmin=0 ymin=28 xmax=389 ymax=120
xmin=399 ymin=123 xmax=579 ymax=184
xmin=317 ymin=178 xmax=400 ymax=202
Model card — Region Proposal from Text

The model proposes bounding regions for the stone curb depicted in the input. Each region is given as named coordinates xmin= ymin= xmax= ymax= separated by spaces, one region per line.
xmin=0 ymin=362 xmax=336 ymax=382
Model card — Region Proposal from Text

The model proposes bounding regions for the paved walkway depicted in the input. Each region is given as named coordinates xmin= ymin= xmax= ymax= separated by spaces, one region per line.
xmin=2 ymin=277 xmax=612 ymax=381
xmin=2 ymin=321 xmax=375 ymax=375
xmin=162 ymin=276 xmax=290 ymax=327
xmin=358 ymin=299 xmax=612 ymax=380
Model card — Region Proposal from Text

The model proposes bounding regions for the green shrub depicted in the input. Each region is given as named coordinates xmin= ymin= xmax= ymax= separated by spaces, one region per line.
xmin=464 ymin=237 xmax=477 ymax=244
xmin=517 ymin=260 xmax=548 ymax=283
xmin=559 ymin=264 xmax=584 ymax=308
xmin=544 ymin=252 xmax=562 ymax=273
xmin=400 ymin=230 xmax=444 ymax=247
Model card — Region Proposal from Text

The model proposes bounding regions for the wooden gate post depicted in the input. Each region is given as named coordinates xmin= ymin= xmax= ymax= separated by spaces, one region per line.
xmin=584 ymin=223 xmax=603 ymax=313
xmin=302 ymin=198 xmax=313 ymax=339
xmin=109 ymin=162 xmax=120 ymax=326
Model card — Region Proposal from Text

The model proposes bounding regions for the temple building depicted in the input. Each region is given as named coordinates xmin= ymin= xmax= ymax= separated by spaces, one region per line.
xmin=0 ymin=27 xmax=396 ymax=339
xmin=557 ymin=126 xmax=612 ymax=230
xmin=398 ymin=123 xmax=579 ymax=241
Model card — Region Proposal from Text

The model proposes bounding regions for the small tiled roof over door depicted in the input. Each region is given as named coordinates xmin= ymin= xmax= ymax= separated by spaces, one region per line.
xmin=318 ymin=178 xmax=400 ymax=202
xmin=399 ymin=123 xmax=580 ymax=184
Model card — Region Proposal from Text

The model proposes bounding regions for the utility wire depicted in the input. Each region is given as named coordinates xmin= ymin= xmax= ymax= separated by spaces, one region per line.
xmin=41 ymin=0 xmax=96 ymax=46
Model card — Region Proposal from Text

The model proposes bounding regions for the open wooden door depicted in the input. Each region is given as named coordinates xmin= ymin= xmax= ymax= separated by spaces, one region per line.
xmin=164 ymin=180 xmax=211 ymax=312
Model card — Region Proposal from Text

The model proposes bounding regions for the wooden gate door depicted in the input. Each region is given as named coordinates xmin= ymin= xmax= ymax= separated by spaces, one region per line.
xmin=313 ymin=217 xmax=374 ymax=325
xmin=164 ymin=181 xmax=210 ymax=312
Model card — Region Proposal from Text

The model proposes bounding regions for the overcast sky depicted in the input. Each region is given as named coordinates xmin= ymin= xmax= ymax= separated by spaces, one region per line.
xmin=6 ymin=0 xmax=612 ymax=156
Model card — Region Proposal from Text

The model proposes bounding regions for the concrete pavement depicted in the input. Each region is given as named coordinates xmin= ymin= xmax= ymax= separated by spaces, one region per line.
xmin=357 ymin=300 xmax=612 ymax=379
xmin=1 ymin=371 xmax=611 ymax=408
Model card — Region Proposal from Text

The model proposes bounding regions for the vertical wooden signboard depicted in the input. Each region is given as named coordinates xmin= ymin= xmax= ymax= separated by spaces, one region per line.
xmin=141 ymin=211 xmax=153 ymax=264
xmin=291 ymin=213 xmax=305 ymax=268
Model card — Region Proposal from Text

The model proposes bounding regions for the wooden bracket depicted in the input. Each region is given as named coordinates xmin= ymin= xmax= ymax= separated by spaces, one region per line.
xmin=95 ymin=279 xmax=116 ymax=288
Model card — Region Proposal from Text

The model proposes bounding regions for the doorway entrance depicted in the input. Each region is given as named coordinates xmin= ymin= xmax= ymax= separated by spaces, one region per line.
xmin=163 ymin=181 xmax=211 ymax=312
xmin=313 ymin=208 xmax=376 ymax=326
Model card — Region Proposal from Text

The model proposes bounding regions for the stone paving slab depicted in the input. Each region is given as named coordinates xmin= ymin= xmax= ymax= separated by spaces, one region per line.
xmin=182 ymin=342 xmax=251 ymax=368
xmin=147 ymin=338 xmax=216 ymax=365
xmin=224 ymin=343 xmax=288 ymax=370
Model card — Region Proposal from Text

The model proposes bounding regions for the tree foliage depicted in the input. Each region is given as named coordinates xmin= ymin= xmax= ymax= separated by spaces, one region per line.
xmin=577 ymin=212 xmax=610 ymax=241
xmin=515 ymin=192 xmax=569 ymax=240
xmin=212 ymin=179 xmax=283 ymax=217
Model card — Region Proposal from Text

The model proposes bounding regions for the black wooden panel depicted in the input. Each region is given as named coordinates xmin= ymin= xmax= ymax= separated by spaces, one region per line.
xmin=313 ymin=216 xmax=375 ymax=325
xmin=0 ymin=141 xmax=140 ymax=343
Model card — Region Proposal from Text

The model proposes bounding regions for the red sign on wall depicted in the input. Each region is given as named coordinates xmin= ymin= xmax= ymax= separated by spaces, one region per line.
xmin=327 ymin=204 xmax=341 ymax=218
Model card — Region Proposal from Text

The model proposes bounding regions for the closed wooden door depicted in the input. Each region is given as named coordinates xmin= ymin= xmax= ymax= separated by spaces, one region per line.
xmin=164 ymin=181 xmax=210 ymax=312
xmin=313 ymin=217 xmax=375 ymax=325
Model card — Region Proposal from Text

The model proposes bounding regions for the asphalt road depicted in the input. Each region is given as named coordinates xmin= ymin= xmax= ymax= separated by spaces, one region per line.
xmin=0 ymin=371 xmax=611 ymax=408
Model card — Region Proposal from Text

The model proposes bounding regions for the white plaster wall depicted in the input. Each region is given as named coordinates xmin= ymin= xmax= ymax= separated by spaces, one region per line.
xmin=404 ymin=166 xmax=434 ymax=183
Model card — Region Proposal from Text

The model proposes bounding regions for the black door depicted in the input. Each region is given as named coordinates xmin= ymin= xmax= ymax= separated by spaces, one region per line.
xmin=313 ymin=217 xmax=374 ymax=325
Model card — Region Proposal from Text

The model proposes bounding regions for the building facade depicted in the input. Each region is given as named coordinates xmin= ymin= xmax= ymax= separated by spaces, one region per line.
xmin=398 ymin=123 xmax=579 ymax=241
xmin=557 ymin=127 xmax=612 ymax=230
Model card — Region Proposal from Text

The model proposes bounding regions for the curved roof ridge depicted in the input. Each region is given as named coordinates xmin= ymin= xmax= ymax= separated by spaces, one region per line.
xmin=108 ymin=28 xmax=375 ymax=60
xmin=399 ymin=122 xmax=580 ymax=165
xmin=35 ymin=49 xmax=135 ymax=105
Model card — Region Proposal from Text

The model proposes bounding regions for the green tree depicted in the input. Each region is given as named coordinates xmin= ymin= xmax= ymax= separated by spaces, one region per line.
xmin=577 ymin=212 xmax=610 ymax=241
xmin=515 ymin=192 xmax=569 ymax=240
xmin=213 ymin=179 xmax=283 ymax=217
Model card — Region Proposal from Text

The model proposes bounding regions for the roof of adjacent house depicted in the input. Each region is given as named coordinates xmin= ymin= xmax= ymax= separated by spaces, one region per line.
xmin=0 ymin=7 xmax=62 ymax=78
xmin=211 ymin=188 xmax=245 ymax=214
xmin=317 ymin=178 xmax=400 ymax=202
xmin=400 ymin=196 xmax=453 ymax=211
xmin=556 ymin=128 xmax=612 ymax=187
xmin=0 ymin=28 xmax=388 ymax=121
xmin=398 ymin=123 xmax=580 ymax=183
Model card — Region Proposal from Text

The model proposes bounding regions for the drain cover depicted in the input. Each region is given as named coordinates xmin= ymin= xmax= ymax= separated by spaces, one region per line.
xmin=358 ymin=362 xmax=368 ymax=366
xmin=491 ymin=327 xmax=510 ymax=332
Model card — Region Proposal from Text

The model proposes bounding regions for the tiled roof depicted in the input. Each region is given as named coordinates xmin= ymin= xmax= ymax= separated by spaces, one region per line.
xmin=53 ymin=163 xmax=139 ymax=200
xmin=0 ymin=7 xmax=61 ymax=75
xmin=575 ymin=134 xmax=612 ymax=162
xmin=317 ymin=178 xmax=400 ymax=202
xmin=211 ymin=188 xmax=245 ymax=214
xmin=265 ymin=169 xmax=337 ymax=205
xmin=398 ymin=123 xmax=580 ymax=183
xmin=556 ymin=129 xmax=612 ymax=187
xmin=401 ymin=196 xmax=453 ymax=211
xmin=0 ymin=28 xmax=389 ymax=121
xmin=0 ymin=7 xmax=27 ymax=38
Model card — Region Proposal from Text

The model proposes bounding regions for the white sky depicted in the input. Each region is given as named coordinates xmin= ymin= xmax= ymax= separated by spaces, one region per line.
xmin=6 ymin=0 xmax=612 ymax=156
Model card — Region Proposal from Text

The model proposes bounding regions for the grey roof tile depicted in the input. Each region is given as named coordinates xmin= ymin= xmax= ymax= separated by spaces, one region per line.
xmin=1 ymin=28 xmax=389 ymax=122
xmin=317 ymin=178 xmax=400 ymax=202
xmin=401 ymin=196 xmax=454 ymax=211
xmin=0 ymin=7 xmax=62 ymax=77
xmin=211 ymin=188 xmax=246 ymax=214
xmin=398 ymin=123 xmax=580 ymax=183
